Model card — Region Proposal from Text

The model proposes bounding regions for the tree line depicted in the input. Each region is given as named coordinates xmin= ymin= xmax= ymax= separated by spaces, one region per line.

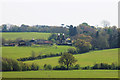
xmin=0 ymin=24 xmax=68 ymax=34
xmin=1 ymin=23 xmax=120 ymax=51
xmin=48 ymin=23 xmax=120 ymax=52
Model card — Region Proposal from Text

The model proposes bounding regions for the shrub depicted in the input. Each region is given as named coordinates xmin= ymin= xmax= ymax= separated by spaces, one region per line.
xmin=91 ymin=63 xmax=118 ymax=70
xmin=68 ymin=48 xmax=77 ymax=54
xmin=82 ymin=66 xmax=91 ymax=70
xmin=2 ymin=57 xmax=39 ymax=71
xmin=53 ymin=65 xmax=61 ymax=70
xmin=74 ymin=64 xmax=80 ymax=70
xmin=44 ymin=64 xmax=52 ymax=70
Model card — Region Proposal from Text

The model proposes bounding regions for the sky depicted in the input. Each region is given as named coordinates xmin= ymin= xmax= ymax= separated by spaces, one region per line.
xmin=0 ymin=0 xmax=119 ymax=27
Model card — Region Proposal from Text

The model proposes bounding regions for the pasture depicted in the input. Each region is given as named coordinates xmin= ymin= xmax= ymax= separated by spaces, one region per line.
xmin=2 ymin=70 xmax=118 ymax=78
xmin=2 ymin=46 xmax=118 ymax=78
xmin=24 ymin=48 xmax=118 ymax=68
xmin=1 ymin=32 xmax=51 ymax=40
xmin=2 ymin=45 xmax=75 ymax=59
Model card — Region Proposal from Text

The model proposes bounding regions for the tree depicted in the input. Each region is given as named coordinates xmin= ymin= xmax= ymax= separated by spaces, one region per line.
xmin=2 ymin=24 xmax=7 ymax=32
xmin=2 ymin=38 xmax=6 ymax=45
xmin=69 ymin=25 xmax=77 ymax=36
xmin=74 ymin=39 xmax=92 ymax=53
xmin=48 ymin=33 xmax=57 ymax=41
xmin=58 ymin=53 xmax=77 ymax=70
xmin=67 ymin=48 xmax=77 ymax=54
xmin=72 ymin=34 xmax=92 ymax=42
xmin=96 ymin=33 xmax=109 ymax=49
xmin=118 ymin=28 xmax=120 ymax=48
xmin=108 ymin=26 xmax=118 ymax=48
xmin=82 ymin=22 xmax=89 ymax=26
xmin=61 ymin=24 xmax=64 ymax=27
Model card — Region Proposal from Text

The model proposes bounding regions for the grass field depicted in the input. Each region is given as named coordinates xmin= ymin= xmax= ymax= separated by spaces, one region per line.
xmin=2 ymin=47 xmax=118 ymax=78
xmin=24 ymin=48 xmax=118 ymax=68
xmin=2 ymin=45 xmax=75 ymax=59
xmin=1 ymin=32 xmax=51 ymax=40
xmin=2 ymin=70 xmax=118 ymax=78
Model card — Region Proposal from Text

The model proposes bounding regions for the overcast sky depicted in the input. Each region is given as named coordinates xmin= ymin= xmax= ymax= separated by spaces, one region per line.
xmin=0 ymin=0 xmax=119 ymax=27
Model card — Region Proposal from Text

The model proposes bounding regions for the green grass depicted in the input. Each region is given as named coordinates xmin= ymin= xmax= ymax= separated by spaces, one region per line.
xmin=2 ymin=45 xmax=75 ymax=59
xmin=1 ymin=32 xmax=51 ymax=40
xmin=2 ymin=47 xmax=118 ymax=78
xmin=2 ymin=70 xmax=118 ymax=78
xmin=24 ymin=48 xmax=118 ymax=68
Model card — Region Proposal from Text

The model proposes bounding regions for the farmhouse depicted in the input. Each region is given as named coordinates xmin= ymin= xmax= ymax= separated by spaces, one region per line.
xmin=18 ymin=40 xmax=27 ymax=46
xmin=4 ymin=43 xmax=15 ymax=46
xmin=56 ymin=33 xmax=72 ymax=46
xmin=35 ymin=39 xmax=52 ymax=45
xmin=29 ymin=38 xmax=36 ymax=45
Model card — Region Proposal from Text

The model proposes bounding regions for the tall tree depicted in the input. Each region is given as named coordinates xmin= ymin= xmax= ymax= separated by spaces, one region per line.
xmin=69 ymin=25 xmax=77 ymax=36
xmin=2 ymin=24 xmax=7 ymax=32
xmin=58 ymin=53 xmax=77 ymax=70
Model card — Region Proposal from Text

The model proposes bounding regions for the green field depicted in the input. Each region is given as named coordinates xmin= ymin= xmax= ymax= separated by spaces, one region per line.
xmin=24 ymin=48 xmax=118 ymax=68
xmin=2 ymin=45 xmax=75 ymax=59
xmin=1 ymin=32 xmax=51 ymax=40
xmin=2 ymin=47 xmax=119 ymax=78
xmin=2 ymin=70 xmax=118 ymax=78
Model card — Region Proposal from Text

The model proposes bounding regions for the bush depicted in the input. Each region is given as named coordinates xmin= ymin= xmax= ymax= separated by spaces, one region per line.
xmin=53 ymin=65 xmax=61 ymax=70
xmin=2 ymin=57 xmax=39 ymax=71
xmin=53 ymin=65 xmax=66 ymax=70
xmin=91 ymin=63 xmax=118 ymax=70
xmin=17 ymin=52 xmax=62 ymax=61
xmin=82 ymin=66 xmax=91 ymax=70
xmin=68 ymin=48 xmax=77 ymax=54
xmin=31 ymin=63 xmax=39 ymax=70
xmin=2 ymin=58 xmax=21 ymax=71
xmin=44 ymin=64 xmax=52 ymax=70
xmin=74 ymin=64 xmax=80 ymax=70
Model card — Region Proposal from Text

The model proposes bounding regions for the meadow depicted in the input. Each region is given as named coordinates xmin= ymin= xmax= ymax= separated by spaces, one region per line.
xmin=2 ymin=45 xmax=75 ymax=59
xmin=2 ymin=46 xmax=118 ymax=78
xmin=2 ymin=70 xmax=118 ymax=78
xmin=24 ymin=48 xmax=118 ymax=68
xmin=1 ymin=32 xmax=51 ymax=40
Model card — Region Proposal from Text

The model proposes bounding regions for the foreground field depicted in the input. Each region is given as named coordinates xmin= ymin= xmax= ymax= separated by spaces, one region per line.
xmin=24 ymin=48 xmax=118 ymax=68
xmin=2 ymin=70 xmax=118 ymax=78
xmin=2 ymin=45 xmax=75 ymax=59
xmin=1 ymin=32 xmax=51 ymax=40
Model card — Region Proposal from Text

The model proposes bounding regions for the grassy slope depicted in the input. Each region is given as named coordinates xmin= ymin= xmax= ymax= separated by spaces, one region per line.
xmin=2 ymin=70 xmax=118 ymax=78
xmin=1 ymin=32 xmax=51 ymax=40
xmin=2 ymin=48 xmax=118 ymax=78
xmin=24 ymin=48 xmax=118 ymax=67
xmin=2 ymin=45 xmax=75 ymax=59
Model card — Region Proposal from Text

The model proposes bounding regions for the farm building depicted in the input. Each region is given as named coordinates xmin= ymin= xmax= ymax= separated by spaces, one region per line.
xmin=4 ymin=43 xmax=16 ymax=46
xmin=35 ymin=39 xmax=52 ymax=45
xmin=56 ymin=33 xmax=72 ymax=46
xmin=18 ymin=40 xmax=28 ymax=46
